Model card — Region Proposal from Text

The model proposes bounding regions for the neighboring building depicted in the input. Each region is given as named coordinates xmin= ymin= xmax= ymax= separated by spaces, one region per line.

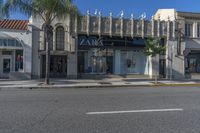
xmin=0 ymin=19 xmax=32 ymax=79
xmin=154 ymin=9 xmax=200 ymax=79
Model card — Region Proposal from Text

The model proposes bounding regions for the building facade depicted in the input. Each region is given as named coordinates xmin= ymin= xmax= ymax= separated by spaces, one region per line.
xmin=0 ymin=19 xmax=32 ymax=79
xmin=29 ymin=11 xmax=176 ymax=79
xmin=4 ymin=9 xmax=198 ymax=80
xmin=155 ymin=9 xmax=200 ymax=79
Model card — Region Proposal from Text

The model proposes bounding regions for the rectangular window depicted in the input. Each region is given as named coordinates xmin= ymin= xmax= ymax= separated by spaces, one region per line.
xmin=198 ymin=24 xmax=200 ymax=37
xmin=185 ymin=23 xmax=192 ymax=37
xmin=2 ymin=51 xmax=12 ymax=55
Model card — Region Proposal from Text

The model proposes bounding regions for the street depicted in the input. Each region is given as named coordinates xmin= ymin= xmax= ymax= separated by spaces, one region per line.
xmin=1 ymin=86 xmax=200 ymax=133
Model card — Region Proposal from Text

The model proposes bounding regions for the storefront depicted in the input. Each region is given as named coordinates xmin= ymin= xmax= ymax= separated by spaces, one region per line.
xmin=0 ymin=33 xmax=24 ymax=78
xmin=40 ymin=54 xmax=68 ymax=78
xmin=186 ymin=52 xmax=200 ymax=74
xmin=78 ymin=35 xmax=149 ymax=75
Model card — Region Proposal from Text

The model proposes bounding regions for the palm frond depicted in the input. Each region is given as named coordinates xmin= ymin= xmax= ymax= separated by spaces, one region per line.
xmin=2 ymin=0 xmax=80 ymax=23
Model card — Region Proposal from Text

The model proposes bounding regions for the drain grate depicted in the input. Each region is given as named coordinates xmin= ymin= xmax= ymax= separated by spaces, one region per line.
xmin=99 ymin=82 xmax=112 ymax=85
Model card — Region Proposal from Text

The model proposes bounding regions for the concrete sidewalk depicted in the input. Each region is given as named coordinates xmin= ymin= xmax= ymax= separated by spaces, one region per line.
xmin=0 ymin=78 xmax=200 ymax=89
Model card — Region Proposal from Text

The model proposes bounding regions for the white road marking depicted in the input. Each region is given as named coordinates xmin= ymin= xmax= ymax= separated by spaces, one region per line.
xmin=86 ymin=108 xmax=183 ymax=115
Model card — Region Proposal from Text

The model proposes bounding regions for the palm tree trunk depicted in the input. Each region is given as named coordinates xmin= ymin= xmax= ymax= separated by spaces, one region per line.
xmin=44 ymin=24 xmax=52 ymax=85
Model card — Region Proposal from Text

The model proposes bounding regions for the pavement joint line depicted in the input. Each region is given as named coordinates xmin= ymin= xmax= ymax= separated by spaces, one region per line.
xmin=86 ymin=108 xmax=184 ymax=115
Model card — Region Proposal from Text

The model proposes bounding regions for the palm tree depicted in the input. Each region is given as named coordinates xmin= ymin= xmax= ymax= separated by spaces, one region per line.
xmin=2 ymin=0 xmax=79 ymax=84
xmin=0 ymin=0 xmax=3 ymax=19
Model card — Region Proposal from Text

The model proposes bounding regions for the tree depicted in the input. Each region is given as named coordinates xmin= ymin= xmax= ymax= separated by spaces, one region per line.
xmin=0 ymin=0 xmax=3 ymax=19
xmin=145 ymin=37 xmax=166 ymax=84
xmin=2 ymin=0 xmax=79 ymax=84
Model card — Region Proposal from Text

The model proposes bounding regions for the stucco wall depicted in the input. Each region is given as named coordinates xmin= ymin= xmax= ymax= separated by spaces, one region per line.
xmin=1 ymin=29 xmax=32 ymax=74
xmin=30 ymin=15 xmax=77 ymax=78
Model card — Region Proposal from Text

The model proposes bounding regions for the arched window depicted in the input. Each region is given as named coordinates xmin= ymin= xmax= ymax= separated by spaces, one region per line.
xmin=56 ymin=26 xmax=65 ymax=50
xmin=41 ymin=25 xmax=53 ymax=50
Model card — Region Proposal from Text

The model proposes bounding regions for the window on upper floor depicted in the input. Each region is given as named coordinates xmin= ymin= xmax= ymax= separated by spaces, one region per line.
xmin=197 ymin=23 xmax=200 ymax=37
xmin=56 ymin=26 xmax=65 ymax=50
xmin=185 ymin=23 xmax=192 ymax=37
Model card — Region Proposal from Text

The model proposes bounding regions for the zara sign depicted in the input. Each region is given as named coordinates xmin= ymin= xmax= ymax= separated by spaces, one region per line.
xmin=78 ymin=36 xmax=103 ymax=47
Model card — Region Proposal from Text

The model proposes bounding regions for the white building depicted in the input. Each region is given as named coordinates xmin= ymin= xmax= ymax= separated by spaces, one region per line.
xmin=155 ymin=9 xmax=200 ymax=79
xmin=0 ymin=19 xmax=32 ymax=79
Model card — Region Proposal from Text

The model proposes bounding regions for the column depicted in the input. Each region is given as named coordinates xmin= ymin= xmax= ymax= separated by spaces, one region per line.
xmin=166 ymin=17 xmax=171 ymax=79
xmin=74 ymin=15 xmax=78 ymax=35
xmin=98 ymin=11 xmax=102 ymax=36
xmin=0 ymin=50 xmax=2 ymax=76
xmin=114 ymin=50 xmax=121 ymax=74
xmin=109 ymin=12 xmax=113 ymax=37
xmin=193 ymin=22 xmax=197 ymax=38
xmin=151 ymin=16 xmax=155 ymax=37
xmin=13 ymin=50 xmax=16 ymax=72
xmin=157 ymin=16 xmax=160 ymax=37
xmin=172 ymin=20 xmax=176 ymax=39
xmin=141 ymin=17 xmax=145 ymax=38
xmin=167 ymin=17 xmax=170 ymax=40
xmin=53 ymin=30 xmax=56 ymax=51
xmin=131 ymin=14 xmax=134 ymax=38
xmin=86 ymin=10 xmax=90 ymax=36
xmin=120 ymin=16 xmax=124 ymax=38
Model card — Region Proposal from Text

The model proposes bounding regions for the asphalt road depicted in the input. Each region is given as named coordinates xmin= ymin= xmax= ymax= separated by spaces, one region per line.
xmin=1 ymin=86 xmax=200 ymax=133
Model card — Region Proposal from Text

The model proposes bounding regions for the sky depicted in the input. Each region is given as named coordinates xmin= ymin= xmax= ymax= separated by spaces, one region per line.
xmin=7 ymin=0 xmax=200 ymax=20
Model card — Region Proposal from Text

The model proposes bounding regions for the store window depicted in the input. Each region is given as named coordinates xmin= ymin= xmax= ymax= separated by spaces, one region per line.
xmin=0 ymin=39 xmax=22 ymax=47
xmin=78 ymin=48 xmax=113 ymax=74
xmin=56 ymin=26 xmax=65 ymax=50
xmin=120 ymin=51 xmax=137 ymax=74
xmin=185 ymin=23 xmax=192 ymax=37
xmin=15 ymin=50 xmax=23 ymax=71
xmin=189 ymin=58 xmax=200 ymax=73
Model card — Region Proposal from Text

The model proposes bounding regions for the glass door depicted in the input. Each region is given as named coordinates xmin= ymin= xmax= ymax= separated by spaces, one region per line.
xmin=189 ymin=58 xmax=196 ymax=73
xmin=3 ymin=58 xmax=11 ymax=73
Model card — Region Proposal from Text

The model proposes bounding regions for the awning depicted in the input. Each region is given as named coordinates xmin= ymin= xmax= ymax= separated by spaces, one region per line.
xmin=0 ymin=32 xmax=23 ymax=49
xmin=185 ymin=39 xmax=200 ymax=50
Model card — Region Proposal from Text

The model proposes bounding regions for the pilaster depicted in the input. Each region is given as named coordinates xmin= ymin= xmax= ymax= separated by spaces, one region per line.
xmin=53 ymin=30 xmax=56 ymax=51
xmin=193 ymin=22 xmax=197 ymax=38
xmin=109 ymin=12 xmax=113 ymax=37
xmin=172 ymin=20 xmax=176 ymax=39
xmin=157 ymin=16 xmax=160 ymax=37
xmin=120 ymin=16 xmax=124 ymax=38
xmin=98 ymin=12 xmax=102 ymax=36
xmin=131 ymin=14 xmax=134 ymax=38
xmin=151 ymin=16 xmax=155 ymax=37
xmin=86 ymin=10 xmax=90 ymax=36
xmin=141 ymin=17 xmax=145 ymax=38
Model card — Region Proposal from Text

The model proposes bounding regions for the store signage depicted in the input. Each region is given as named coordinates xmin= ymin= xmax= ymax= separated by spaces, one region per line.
xmin=78 ymin=35 xmax=147 ymax=49
xmin=79 ymin=36 xmax=103 ymax=46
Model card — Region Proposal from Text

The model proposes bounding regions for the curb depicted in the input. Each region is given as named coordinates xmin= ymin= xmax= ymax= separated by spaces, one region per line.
xmin=1 ymin=83 xmax=200 ymax=90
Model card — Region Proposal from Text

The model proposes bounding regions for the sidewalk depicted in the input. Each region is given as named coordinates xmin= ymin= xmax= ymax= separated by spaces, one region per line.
xmin=1 ymin=78 xmax=200 ymax=89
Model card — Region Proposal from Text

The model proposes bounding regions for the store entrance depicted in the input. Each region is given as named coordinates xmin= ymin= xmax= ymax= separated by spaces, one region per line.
xmin=159 ymin=59 xmax=166 ymax=78
xmin=41 ymin=55 xmax=67 ymax=78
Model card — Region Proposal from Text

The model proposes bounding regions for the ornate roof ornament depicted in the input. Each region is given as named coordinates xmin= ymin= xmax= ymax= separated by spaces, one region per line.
xmin=87 ymin=10 xmax=90 ymax=16
xmin=141 ymin=12 xmax=146 ymax=19
xmin=94 ymin=9 xmax=98 ymax=16
xmin=98 ymin=11 xmax=102 ymax=16
xmin=120 ymin=10 xmax=124 ymax=18
xmin=109 ymin=12 xmax=113 ymax=17
xmin=131 ymin=13 xmax=134 ymax=19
